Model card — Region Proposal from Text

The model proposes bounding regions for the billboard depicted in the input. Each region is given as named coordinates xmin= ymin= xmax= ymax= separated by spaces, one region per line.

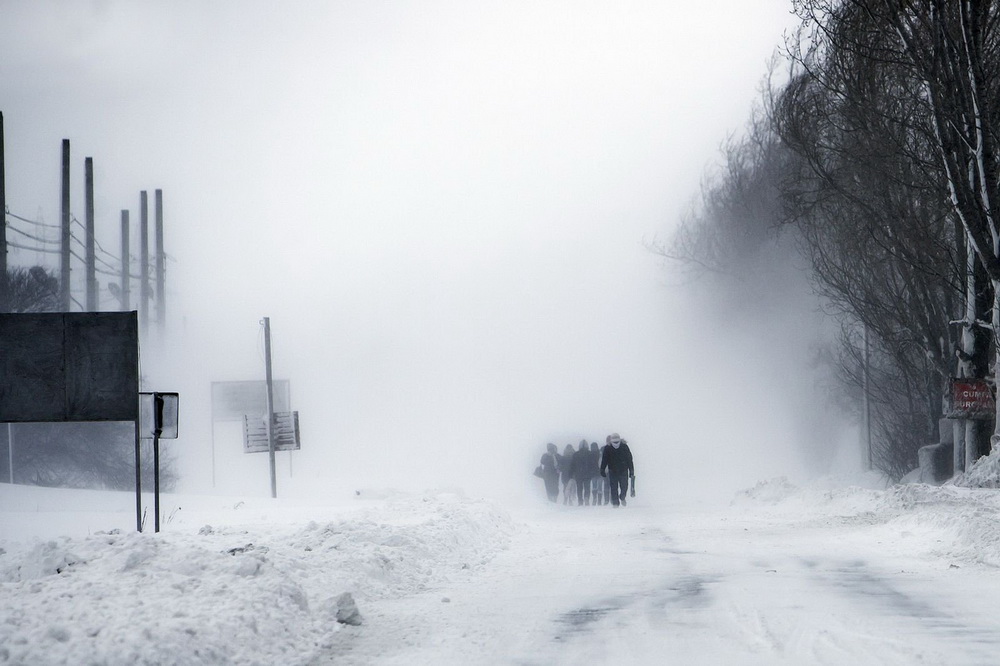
xmin=0 ymin=312 xmax=139 ymax=422
xmin=211 ymin=380 xmax=290 ymax=421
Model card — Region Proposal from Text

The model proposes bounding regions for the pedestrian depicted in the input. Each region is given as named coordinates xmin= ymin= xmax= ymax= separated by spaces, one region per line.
xmin=588 ymin=442 xmax=604 ymax=505
xmin=559 ymin=444 xmax=577 ymax=504
xmin=537 ymin=443 xmax=560 ymax=502
xmin=571 ymin=439 xmax=592 ymax=506
xmin=600 ymin=433 xmax=634 ymax=507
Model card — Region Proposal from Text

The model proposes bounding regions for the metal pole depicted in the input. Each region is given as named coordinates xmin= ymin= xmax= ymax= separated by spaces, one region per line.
xmin=85 ymin=158 xmax=96 ymax=311
xmin=262 ymin=317 xmax=277 ymax=498
xmin=134 ymin=416 xmax=142 ymax=532
xmin=210 ymin=390 xmax=217 ymax=488
xmin=7 ymin=423 xmax=12 ymax=484
xmin=61 ymin=140 xmax=71 ymax=311
xmin=155 ymin=189 xmax=165 ymax=334
xmin=153 ymin=393 xmax=163 ymax=533
xmin=863 ymin=324 xmax=872 ymax=470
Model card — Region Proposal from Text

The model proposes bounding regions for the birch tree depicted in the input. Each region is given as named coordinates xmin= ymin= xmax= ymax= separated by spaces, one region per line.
xmin=792 ymin=0 xmax=1000 ymax=465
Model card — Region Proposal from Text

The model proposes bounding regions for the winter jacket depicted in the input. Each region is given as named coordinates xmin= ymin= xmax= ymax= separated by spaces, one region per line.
xmin=558 ymin=450 xmax=575 ymax=483
xmin=571 ymin=448 xmax=598 ymax=481
xmin=600 ymin=443 xmax=634 ymax=477
xmin=540 ymin=452 xmax=559 ymax=480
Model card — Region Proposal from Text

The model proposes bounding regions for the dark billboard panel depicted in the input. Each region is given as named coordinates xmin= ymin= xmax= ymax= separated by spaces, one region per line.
xmin=0 ymin=312 xmax=138 ymax=422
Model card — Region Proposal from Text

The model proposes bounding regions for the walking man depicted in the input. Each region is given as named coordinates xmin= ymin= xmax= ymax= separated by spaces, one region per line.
xmin=600 ymin=433 xmax=634 ymax=507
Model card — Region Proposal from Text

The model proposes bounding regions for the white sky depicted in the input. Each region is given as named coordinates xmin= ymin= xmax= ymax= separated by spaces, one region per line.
xmin=0 ymin=1 xmax=827 ymax=499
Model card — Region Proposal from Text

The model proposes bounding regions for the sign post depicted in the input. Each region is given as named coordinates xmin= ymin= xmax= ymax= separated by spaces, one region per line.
xmin=139 ymin=392 xmax=178 ymax=533
xmin=209 ymin=379 xmax=290 ymax=488
xmin=262 ymin=317 xmax=277 ymax=499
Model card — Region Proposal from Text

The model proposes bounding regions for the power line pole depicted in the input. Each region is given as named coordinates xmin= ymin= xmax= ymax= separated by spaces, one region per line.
xmin=139 ymin=191 xmax=149 ymax=331
xmin=0 ymin=111 xmax=7 ymax=308
xmin=120 ymin=210 xmax=130 ymax=311
xmin=61 ymin=139 xmax=71 ymax=311
xmin=85 ymin=157 xmax=97 ymax=311
xmin=155 ymin=189 xmax=165 ymax=333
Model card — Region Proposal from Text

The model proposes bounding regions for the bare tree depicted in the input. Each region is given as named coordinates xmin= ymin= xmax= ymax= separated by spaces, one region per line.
xmin=0 ymin=266 xmax=60 ymax=313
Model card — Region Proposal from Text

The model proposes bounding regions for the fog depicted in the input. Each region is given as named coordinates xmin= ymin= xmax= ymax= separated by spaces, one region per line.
xmin=0 ymin=2 xmax=849 ymax=504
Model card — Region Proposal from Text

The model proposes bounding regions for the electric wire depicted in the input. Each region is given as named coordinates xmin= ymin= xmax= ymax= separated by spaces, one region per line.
xmin=5 ymin=207 xmax=165 ymax=295
xmin=6 ymin=224 xmax=60 ymax=245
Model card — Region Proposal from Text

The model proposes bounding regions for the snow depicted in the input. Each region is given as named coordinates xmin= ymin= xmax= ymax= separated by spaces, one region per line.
xmin=5 ymin=476 xmax=1000 ymax=664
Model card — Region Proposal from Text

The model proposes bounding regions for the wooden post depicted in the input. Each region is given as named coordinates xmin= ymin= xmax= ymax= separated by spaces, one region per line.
xmin=61 ymin=140 xmax=71 ymax=311
xmin=0 ymin=111 xmax=7 ymax=309
xmin=155 ymin=189 xmax=165 ymax=332
xmin=140 ymin=191 xmax=149 ymax=331
xmin=120 ymin=210 xmax=130 ymax=311
xmin=85 ymin=157 xmax=97 ymax=311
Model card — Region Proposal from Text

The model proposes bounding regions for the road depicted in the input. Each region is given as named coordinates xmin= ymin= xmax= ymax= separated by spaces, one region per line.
xmin=318 ymin=496 xmax=1000 ymax=665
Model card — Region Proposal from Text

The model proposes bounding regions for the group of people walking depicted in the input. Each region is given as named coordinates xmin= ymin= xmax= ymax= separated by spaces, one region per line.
xmin=534 ymin=433 xmax=635 ymax=507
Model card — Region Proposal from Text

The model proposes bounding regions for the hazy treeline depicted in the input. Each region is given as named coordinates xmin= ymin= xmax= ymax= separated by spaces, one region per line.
xmin=667 ymin=1 xmax=1000 ymax=480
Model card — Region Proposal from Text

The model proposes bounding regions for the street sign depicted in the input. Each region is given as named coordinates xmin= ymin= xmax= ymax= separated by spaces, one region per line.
xmin=139 ymin=392 xmax=179 ymax=439
xmin=949 ymin=378 xmax=995 ymax=419
xmin=243 ymin=411 xmax=301 ymax=453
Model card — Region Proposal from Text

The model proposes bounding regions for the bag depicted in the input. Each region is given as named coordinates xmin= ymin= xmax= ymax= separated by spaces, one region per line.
xmin=533 ymin=466 xmax=544 ymax=478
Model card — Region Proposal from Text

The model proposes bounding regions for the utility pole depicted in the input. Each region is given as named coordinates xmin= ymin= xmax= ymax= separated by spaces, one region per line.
xmin=85 ymin=157 xmax=97 ymax=311
xmin=60 ymin=139 xmax=71 ymax=311
xmin=155 ymin=189 xmax=165 ymax=333
xmin=139 ymin=191 xmax=149 ymax=331
xmin=262 ymin=316 xmax=277 ymax=499
xmin=0 ymin=111 xmax=7 ymax=310
xmin=120 ymin=210 xmax=130 ymax=311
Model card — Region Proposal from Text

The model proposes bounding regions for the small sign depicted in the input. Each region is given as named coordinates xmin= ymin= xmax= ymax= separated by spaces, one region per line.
xmin=139 ymin=392 xmax=179 ymax=439
xmin=949 ymin=378 xmax=995 ymax=419
xmin=243 ymin=411 xmax=301 ymax=453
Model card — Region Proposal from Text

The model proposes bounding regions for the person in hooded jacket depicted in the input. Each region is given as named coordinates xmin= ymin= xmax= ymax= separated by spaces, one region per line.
xmin=539 ymin=443 xmax=560 ymax=502
xmin=600 ymin=433 xmax=634 ymax=507
xmin=571 ymin=439 xmax=593 ymax=505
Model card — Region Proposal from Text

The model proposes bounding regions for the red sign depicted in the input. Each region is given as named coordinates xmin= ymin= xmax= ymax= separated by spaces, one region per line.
xmin=950 ymin=378 xmax=996 ymax=419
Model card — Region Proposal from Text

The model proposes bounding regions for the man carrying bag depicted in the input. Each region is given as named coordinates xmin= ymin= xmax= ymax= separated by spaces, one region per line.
xmin=599 ymin=433 xmax=634 ymax=507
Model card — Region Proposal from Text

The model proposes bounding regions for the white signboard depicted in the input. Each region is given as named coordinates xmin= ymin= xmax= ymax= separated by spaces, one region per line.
xmin=211 ymin=380 xmax=290 ymax=421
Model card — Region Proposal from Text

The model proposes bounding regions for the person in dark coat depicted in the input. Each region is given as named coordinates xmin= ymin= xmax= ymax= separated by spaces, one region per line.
xmin=588 ymin=442 xmax=605 ymax=505
xmin=539 ymin=443 xmax=560 ymax=502
xmin=600 ymin=432 xmax=634 ymax=507
xmin=571 ymin=440 xmax=593 ymax=505
xmin=559 ymin=444 xmax=577 ymax=504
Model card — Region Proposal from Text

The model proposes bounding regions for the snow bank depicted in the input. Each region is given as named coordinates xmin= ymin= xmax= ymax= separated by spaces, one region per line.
xmin=733 ymin=476 xmax=1000 ymax=569
xmin=0 ymin=489 xmax=513 ymax=666
xmin=953 ymin=447 xmax=1000 ymax=488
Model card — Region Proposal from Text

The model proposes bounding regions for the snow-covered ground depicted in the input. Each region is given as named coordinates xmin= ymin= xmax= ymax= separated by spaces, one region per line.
xmin=5 ymin=468 xmax=1000 ymax=665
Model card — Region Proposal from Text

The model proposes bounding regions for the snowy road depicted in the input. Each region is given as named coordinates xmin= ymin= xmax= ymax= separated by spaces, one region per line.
xmin=319 ymin=494 xmax=1000 ymax=666
xmin=6 ymin=480 xmax=1000 ymax=665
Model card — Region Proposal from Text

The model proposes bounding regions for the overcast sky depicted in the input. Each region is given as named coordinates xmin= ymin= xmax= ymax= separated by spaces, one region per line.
xmin=1 ymin=2 xmax=834 ymax=501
